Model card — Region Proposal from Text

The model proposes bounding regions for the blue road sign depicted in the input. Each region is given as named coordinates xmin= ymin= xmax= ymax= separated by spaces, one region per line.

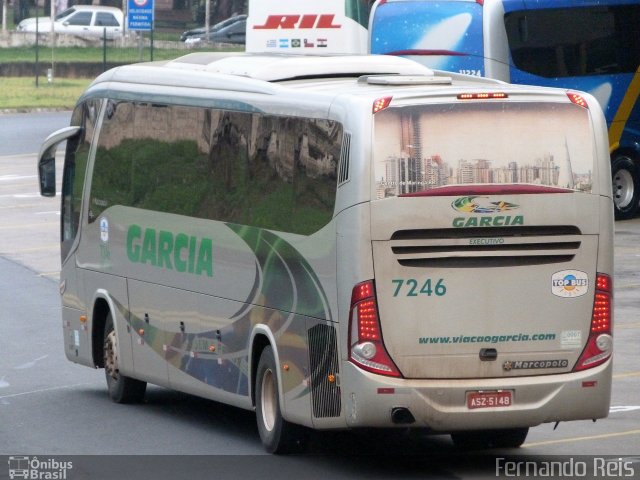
xmin=128 ymin=0 xmax=154 ymax=31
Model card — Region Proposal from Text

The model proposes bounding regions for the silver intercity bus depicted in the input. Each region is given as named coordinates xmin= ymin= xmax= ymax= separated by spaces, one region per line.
xmin=38 ymin=53 xmax=614 ymax=453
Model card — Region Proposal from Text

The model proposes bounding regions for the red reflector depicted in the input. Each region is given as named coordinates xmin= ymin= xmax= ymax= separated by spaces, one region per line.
xmin=457 ymin=92 xmax=508 ymax=100
xmin=567 ymin=92 xmax=589 ymax=109
xmin=582 ymin=381 xmax=597 ymax=388
xmin=378 ymin=388 xmax=395 ymax=394
xmin=373 ymin=96 xmax=392 ymax=113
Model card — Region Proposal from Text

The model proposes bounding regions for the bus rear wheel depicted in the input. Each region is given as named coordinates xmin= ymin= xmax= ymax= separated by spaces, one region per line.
xmin=255 ymin=346 xmax=301 ymax=454
xmin=451 ymin=427 xmax=529 ymax=450
xmin=103 ymin=312 xmax=146 ymax=403
xmin=612 ymin=154 xmax=640 ymax=220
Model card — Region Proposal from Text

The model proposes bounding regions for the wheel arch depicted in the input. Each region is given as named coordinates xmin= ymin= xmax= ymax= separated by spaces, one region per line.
xmin=90 ymin=290 xmax=117 ymax=368
xmin=249 ymin=326 xmax=281 ymax=408
xmin=611 ymin=145 xmax=640 ymax=163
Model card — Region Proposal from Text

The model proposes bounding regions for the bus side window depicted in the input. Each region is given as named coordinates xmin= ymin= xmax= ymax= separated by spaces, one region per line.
xmin=90 ymin=102 xmax=342 ymax=236
xmin=505 ymin=5 xmax=640 ymax=78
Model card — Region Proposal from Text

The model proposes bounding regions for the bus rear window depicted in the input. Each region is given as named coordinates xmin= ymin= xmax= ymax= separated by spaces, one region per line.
xmin=373 ymin=102 xmax=594 ymax=199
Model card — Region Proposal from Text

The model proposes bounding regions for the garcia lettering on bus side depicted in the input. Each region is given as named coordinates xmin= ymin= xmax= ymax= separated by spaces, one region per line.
xmin=126 ymin=224 xmax=213 ymax=277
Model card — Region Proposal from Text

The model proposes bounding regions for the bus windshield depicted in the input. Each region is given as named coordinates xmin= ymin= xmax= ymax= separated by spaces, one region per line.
xmin=369 ymin=0 xmax=485 ymax=74
xmin=373 ymin=102 xmax=594 ymax=199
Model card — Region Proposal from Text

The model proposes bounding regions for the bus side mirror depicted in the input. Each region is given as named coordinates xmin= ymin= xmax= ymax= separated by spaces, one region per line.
xmin=39 ymin=156 xmax=56 ymax=197
xmin=37 ymin=126 xmax=83 ymax=197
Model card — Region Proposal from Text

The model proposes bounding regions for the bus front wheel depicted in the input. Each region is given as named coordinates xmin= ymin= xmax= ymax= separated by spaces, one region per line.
xmin=612 ymin=154 xmax=640 ymax=220
xmin=255 ymin=346 xmax=301 ymax=454
xmin=103 ymin=313 xmax=146 ymax=403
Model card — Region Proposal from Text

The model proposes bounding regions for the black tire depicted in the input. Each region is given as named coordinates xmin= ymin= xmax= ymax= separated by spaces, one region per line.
xmin=612 ymin=154 xmax=640 ymax=220
xmin=451 ymin=427 xmax=529 ymax=450
xmin=103 ymin=312 xmax=146 ymax=403
xmin=255 ymin=346 xmax=302 ymax=454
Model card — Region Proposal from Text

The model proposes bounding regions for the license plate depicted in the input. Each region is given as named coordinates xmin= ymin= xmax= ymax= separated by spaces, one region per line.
xmin=466 ymin=390 xmax=513 ymax=409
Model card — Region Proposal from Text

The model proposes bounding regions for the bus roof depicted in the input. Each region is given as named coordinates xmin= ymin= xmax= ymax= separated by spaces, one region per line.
xmin=90 ymin=52 xmax=507 ymax=87
xmin=166 ymin=52 xmax=437 ymax=81
xmin=86 ymin=53 xmax=579 ymax=105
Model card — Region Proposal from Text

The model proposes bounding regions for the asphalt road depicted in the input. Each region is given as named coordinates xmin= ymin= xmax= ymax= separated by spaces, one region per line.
xmin=1 ymin=112 xmax=639 ymax=479
xmin=0 ymin=111 xmax=72 ymax=156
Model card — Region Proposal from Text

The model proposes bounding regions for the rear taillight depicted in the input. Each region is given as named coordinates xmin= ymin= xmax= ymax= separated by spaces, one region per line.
xmin=574 ymin=273 xmax=613 ymax=371
xmin=372 ymin=96 xmax=392 ymax=114
xmin=349 ymin=280 xmax=401 ymax=377
xmin=567 ymin=92 xmax=589 ymax=109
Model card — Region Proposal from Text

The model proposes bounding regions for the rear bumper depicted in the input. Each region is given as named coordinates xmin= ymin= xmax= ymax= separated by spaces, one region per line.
xmin=341 ymin=359 xmax=612 ymax=431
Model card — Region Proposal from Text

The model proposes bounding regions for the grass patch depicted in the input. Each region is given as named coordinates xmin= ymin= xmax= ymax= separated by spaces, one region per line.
xmin=0 ymin=77 xmax=92 ymax=109
xmin=0 ymin=46 xmax=234 ymax=64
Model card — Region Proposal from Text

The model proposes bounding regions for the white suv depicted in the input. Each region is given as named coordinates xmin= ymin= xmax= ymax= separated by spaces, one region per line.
xmin=17 ymin=6 xmax=123 ymax=38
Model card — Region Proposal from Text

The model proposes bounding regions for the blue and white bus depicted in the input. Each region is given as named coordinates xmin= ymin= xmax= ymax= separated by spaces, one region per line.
xmin=370 ymin=0 xmax=640 ymax=218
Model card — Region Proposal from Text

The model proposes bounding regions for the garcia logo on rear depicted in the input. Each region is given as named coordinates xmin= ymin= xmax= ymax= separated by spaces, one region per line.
xmin=551 ymin=270 xmax=589 ymax=298
xmin=451 ymin=196 xmax=519 ymax=214
xmin=451 ymin=196 xmax=523 ymax=228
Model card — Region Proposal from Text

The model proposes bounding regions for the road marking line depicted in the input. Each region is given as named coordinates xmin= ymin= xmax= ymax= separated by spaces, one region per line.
xmin=38 ymin=272 xmax=60 ymax=278
xmin=0 ymin=382 xmax=98 ymax=400
xmin=610 ymin=406 xmax=640 ymax=413
xmin=0 ymin=182 xmax=41 ymax=188
xmin=0 ymin=153 xmax=37 ymax=159
xmin=0 ymin=175 xmax=38 ymax=181
xmin=523 ymin=429 xmax=640 ymax=448
xmin=616 ymin=284 xmax=640 ymax=290
xmin=0 ymin=203 xmax=56 ymax=209
xmin=613 ymin=371 xmax=640 ymax=379
xmin=0 ymin=222 xmax=58 ymax=229
xmin=0 ymin=193 xmax=42 ymax=198
xmin=0 ymin=245 xmax=59 ymax=253
xmin=616 ymin=322 xmax=640 ymax=329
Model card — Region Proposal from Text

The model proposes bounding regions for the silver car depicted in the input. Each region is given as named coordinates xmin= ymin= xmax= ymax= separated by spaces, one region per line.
xmin=17 ymin=6 xmax=123 ymax=38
